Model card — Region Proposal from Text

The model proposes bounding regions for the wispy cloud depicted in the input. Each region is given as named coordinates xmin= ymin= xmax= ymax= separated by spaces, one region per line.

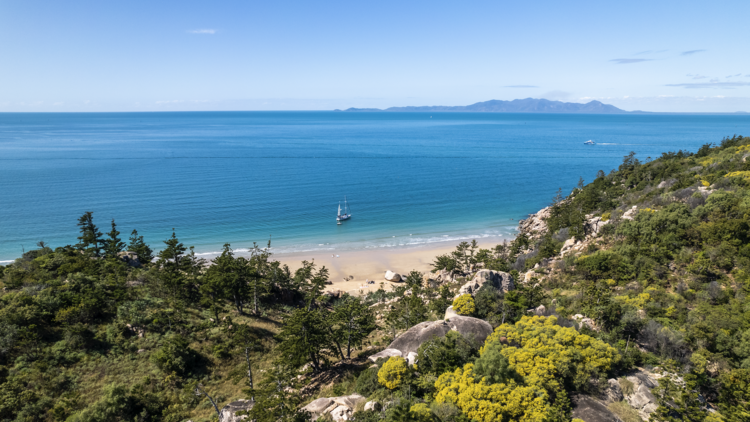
xmin=692 ymin=75 xmax=708 ymax=80
xmin=726 ymin=73 xmax=743 ymax=78
xmin=610 ymin=58 xmax=652 ymax=64
xmin=681 ymin=49 xmax=705 ymax=56
xmin=665 ymin=81 xmax=750 ymax=89
xmin=634 ymin=49 xmax=668 ymax=55
xmin=504 ymin=85 xmax=538 ymax=88
xmin=188 ymin=29 xmax=216 ymax=34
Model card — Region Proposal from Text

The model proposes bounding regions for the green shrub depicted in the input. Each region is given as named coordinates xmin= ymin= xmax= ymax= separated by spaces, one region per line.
xmin=151 ymin=335 xmax=193 ymax=376
xmin=356 ymin=367 xmax=381 ymax=396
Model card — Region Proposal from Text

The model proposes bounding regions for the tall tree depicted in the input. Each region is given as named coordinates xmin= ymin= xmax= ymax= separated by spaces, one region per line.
xmin=206 ymin=244 xmax=247 ymax=315
xmin=76 ymin=211 xmax=103 ymax=257
xmin=330 ymin=295 xmax=377 ymax=359
xmin=247 ymin=363 xmax=310 ymax=422
xmin=293 ymin=261 xmax=330 ymax=310
xmin=103 ymin=218 xmax=126 ymax=258
xmin=247 ymin=242 xmax=272 ymax=315
xmin=127 ymin=229 xmax=154 ymax=264
xmin=155 ymin=230 xmax=191 ymax=309
xmin=277 ymin=308 xmax=330 ymax=371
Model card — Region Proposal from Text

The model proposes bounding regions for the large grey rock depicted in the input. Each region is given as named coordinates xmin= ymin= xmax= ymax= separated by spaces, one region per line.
xmin=458 ymin=270 xmax=514 ymax=296
xmin=384 ymin=271 xmax=401 ymax=282
xmin=302 ymin=398 xmax=334 ymax=420
xmin=118 ymin=251 xmax=141 ymax=268
xmin=368 ymin=348 xmax=402 ymax=362
xmin=600 ymin=379 xmax=624 ymax=404
xmin=303 ymin=395 xmax=366 ymax=422
xmin=518 ymin=206 xmax=551 ymax=238
xmin=219 ymin=399 xmax=254 ymax=422
xmin=623 ymin=368 xmax=660 ymax=420
xmin=444 ymin=306 xmax=458 ymax=319
xmin=331 ymin=394 xmax=366 ymax=409
xmin=381 ymin=316 xmax=493 ymax=357
xmin=364 ymin=401 xmax=381 ymax=412
xmin=571 ymin=395 xmax=620 ymax=422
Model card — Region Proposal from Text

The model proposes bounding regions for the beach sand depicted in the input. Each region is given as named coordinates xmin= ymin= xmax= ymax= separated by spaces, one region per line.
xmin=272 ymin=240 xmax=495 ymax=295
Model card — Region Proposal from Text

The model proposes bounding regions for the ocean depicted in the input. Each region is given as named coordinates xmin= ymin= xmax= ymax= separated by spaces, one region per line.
xmin=1 ymin=111 xmax=749 ymax=262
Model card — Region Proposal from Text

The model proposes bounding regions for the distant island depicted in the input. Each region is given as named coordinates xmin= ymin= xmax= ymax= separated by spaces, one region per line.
xmin=335 ymin=98 xmax=631 ymax=114
xmin=335 ymin=98 xmax=750 ymax=114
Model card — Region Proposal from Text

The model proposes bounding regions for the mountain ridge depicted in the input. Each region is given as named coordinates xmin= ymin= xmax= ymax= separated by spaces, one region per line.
xmin=336 ymin=98 xmax=631 ymax=114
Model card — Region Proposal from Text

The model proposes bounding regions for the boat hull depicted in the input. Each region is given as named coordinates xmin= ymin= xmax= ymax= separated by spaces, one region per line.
xmin=337 ymin=214 xmax=351 ymax=221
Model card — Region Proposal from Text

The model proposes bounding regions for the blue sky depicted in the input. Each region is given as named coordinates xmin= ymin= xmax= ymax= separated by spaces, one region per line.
xmin=1 ymin=0 xmax=749 ymax=112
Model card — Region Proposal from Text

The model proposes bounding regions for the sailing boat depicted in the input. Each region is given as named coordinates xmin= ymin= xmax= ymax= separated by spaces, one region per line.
xmin=337 ymin=197 xmax=352 ymax=224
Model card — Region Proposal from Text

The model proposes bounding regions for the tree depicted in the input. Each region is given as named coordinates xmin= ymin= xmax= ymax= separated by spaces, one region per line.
xmin=277 ymin=308 xmax=330 ymax=371
xmin=247 ymin=241 xmax=272 ymax=315
xmin=293 ymin=260 xmax=330 ymax=310
xmin=248 ymin=363 xmax=311 ymax=422
xmin=378 ymin=356 xmax=409 ymax=390
xmin=76 ymin=211 xmax=103 ymax=257
xmin=330 ymin=295 xmax=377 ymax=359
xmin=385 ymin=291 xmax=429 ymax=336
xmin=206 ymin=244 xmax=248 ymax=315
xmin=127 ymin=229 xmax=153 ymax=264
xmin=103 ymin=218 xmax=126 ymax=258
xmin=472 ymin=341 xmax=514 ymax=384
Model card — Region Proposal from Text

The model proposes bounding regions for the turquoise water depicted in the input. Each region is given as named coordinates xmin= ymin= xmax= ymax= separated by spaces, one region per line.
xmin=1 ymin=112 xmax=749 ymax=262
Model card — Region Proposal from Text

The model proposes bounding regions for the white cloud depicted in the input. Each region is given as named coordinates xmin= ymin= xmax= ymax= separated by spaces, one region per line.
xmin=188 ymin=29 xmax=216 ymax=34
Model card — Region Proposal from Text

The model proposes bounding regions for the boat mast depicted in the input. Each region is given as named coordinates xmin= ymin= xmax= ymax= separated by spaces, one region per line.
xmin=338 ymin=202 xmax=341 ymax=217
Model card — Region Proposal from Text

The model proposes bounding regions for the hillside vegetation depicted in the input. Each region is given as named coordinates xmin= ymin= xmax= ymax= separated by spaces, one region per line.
xmin=2 ymin=135 xmax=750 ymax=422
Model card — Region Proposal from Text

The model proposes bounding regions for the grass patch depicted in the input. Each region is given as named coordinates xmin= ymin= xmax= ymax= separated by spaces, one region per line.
xmin=618 ymin=377 xmax=635 ymax=396
xmin=607 ymin=401 xmax=643 ymax=422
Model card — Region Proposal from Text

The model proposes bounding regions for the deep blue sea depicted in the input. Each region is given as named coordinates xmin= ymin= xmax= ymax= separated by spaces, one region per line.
xmin=1 ymin=112 xmax=749 ymax=262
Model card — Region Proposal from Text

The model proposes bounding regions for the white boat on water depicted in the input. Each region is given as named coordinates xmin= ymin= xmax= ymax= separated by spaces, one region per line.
xmin=584 ymin=140 xmax=596 ymax=145
xmin=337 ymin=197 xmax=352 ymax=224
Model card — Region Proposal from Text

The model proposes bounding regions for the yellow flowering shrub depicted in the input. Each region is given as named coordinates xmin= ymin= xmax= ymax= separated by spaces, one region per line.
xmin=601 ymin=212 xmax=611 ymax=222
xmin=614 ymin=292 xmax=651 ymax=309
xmin=434 ymin=364 xmax=549 ymax=422
xmin=482 ymin=316 xmax=619 ymax=389
xmin=433 ymin=316 xmax=620 ymax=422
xmin=378 ymin=356 xmax=408 ymax=390
xmin=725 ymin=171 xmax=750 ymax=182
xmin=701 ymin=180 xmax=710 ymax=187
xmin=452 ymin=294 xmax=476 ymax=316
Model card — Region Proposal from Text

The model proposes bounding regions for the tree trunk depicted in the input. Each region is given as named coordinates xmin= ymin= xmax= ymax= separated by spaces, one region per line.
xmin=328 ymin=326 xmax=346 ymax=361
xmin=346 ymin=319 xmax=353 ymax=359
xmin=245 ymin=346 xmax=254 ymax=400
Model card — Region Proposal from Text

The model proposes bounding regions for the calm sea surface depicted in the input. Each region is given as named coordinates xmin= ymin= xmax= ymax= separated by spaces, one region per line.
xmin=1 ymin=112 xmax=749 ymax=262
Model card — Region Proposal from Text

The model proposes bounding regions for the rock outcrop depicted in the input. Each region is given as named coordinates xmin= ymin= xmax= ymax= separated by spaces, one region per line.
xmin=302 ymin=394 xmax=367 ymax=421
xmin=572 ymin=314 xmax=598 ymax=331
xmin=444 ymin=306 xmax=458 ymax=319
xmin=368 ymin=316 xmax=493 ymax=362
xmin=364 ymin=401 xmax=381 ymax=412
xmin=623 ymin=369 xmax=660 ymax=420
xmin=457 ymin=270 xmax=513 ymax=296
xmin=571 ymin=395 xmax=620 ymax=422
xmin=117 ymin=251 xmax=141 ymax=268
xmin=219 ymin=399 xmax=254 ymax=422
xmin=518 ymin=206 xmax=551 ymax=238
xmin=622 ymin=206 xmax=638 ymax=220
xmin=384 ymin=271 xmax=401 ymax=282
xmin=302 ymin=394 xmax=366 ymax=422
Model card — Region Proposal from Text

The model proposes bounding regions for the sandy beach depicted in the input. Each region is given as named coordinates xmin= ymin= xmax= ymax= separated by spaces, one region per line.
xmin=272 ymin=240 xmax=496 ymax=295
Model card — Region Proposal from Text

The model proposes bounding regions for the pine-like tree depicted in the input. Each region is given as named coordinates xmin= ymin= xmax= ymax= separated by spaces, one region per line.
xmin=76 ymin=211 xmax=104 ymax=257
xmin=330 ymin=295 xmax=377 ymax=359
xmin=127 ymin=229 xmax=154 ymax=264
xmin=103 ymin=219 xmax=126 ymax=258
xmin=277 ymin=308 xmax=330 ymax=371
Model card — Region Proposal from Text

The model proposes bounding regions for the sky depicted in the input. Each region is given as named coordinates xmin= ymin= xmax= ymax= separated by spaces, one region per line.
xmin=1 ymin=0 xmax=749 ymax=113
